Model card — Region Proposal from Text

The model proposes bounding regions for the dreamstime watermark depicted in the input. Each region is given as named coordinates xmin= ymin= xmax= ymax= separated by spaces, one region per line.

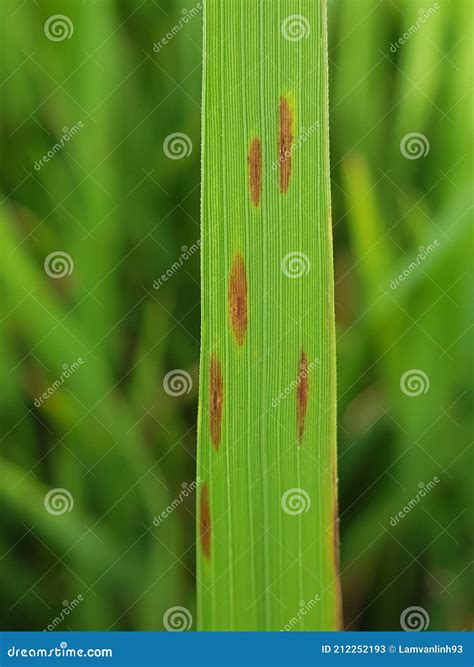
xmin=34 ymin=120 xmax=84 ymax=171
xmin=400 ymin=132 xmax=430 ymax=159
xmin=280 ymin=251 xmax=311 ymax=278
xmin=44 ymin=488 xmax=74 ymax=515
xmin=44 ymin=251 xmax=74 ymax=278
xmin=389 ymin=4 xmax=440 ymax=53
xmin=271 ymin=121 xmax=320 ymax=171
xmin=44 ymin=15 xmax=74 ymax=41
xmin=153 ymin=3 xmax=202 ymax=53
xmin=281 ymin=595 xmax=321 ymax=631
xmin=34 ymin=358 xmax=85 ymax=408
xmin=163 ymin=606 xmax=193 ymax=631
xmin=153 ymin=478 xmax=202 ymax=527
xmin=390 ymin=240 xmax=439 ymax=289
xmin=153 ymin=240 xmax=200 ymax=289
xmin=281 ymin=488 xmax=311 ymax=515
xmin=34 ymin=122 xmax=84 ymax=171
xmin=281 ymin=15 xmax=310 ymax=41
xmin=163 ymin=132 xmax=193 ymax=159
xmin=7 ymin=644 xmax=112 ymax=659
xmin=163 ymin=369 xmax=193 ymax=396
xmin=272 ymin=356 xmax=320 ymax=407
xmin=389 ymin=477 xmax=440 ymax=527
xmin=44 ymin=595 xmax=85 ymax=631
xmin=400 ymin=606 xmax=430 ymax=631
xmin=400 ymin=369 xmax=430 ymax=396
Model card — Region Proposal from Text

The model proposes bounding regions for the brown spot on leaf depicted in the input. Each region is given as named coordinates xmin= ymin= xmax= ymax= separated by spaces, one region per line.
xmin=229 ymin=253 xmax=248 ymax=346
xmin=209 ymin=353 xmax=223 ymax=450
xmin=248 ymin=137 xmax=262 ymax=207
xmin=296 ymin=349 xmax=309 ymax=443
xmin=199 ymin=483 xmax=211 ymax=560
xmin=279 ymin=96 xmax=294 ymax=194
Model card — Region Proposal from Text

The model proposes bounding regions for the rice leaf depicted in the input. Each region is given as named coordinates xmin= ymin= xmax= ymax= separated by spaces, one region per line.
xmin=197 ymin=0 xmax=341 ymax=631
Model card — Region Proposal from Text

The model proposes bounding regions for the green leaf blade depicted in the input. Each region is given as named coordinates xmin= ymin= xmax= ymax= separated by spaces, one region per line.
xmin=197 ymin=0 xmax=340 ymax=631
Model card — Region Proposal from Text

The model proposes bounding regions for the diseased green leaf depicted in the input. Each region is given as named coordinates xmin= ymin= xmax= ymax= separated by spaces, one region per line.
xmin=196 ymin=0 xmax=341 ymax=631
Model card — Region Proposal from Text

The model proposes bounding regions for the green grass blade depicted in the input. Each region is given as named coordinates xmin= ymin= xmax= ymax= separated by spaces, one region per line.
xmin=197 ymin=0 xmax=341 ymax=631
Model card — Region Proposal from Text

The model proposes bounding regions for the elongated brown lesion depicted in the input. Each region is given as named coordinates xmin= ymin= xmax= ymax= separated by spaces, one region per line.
xmin=279 ymin=96 xmax=294 ymax=194
xmin=229 ymin=253 xmax=248 ymax=347
xmin=248 ymin=137 xmax=262 ymax=207
xmin=209 ymin=353 xmax=223 ymax=450
xmin=199 ymin=483 xmax=211 ymax=560
xmin=296 ymin=349 xmax=309 ymax=442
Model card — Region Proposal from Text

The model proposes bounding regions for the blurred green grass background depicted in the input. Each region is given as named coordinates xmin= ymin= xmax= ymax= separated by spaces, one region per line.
xmin=0 ymin=0 xmax=472 ymax=631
